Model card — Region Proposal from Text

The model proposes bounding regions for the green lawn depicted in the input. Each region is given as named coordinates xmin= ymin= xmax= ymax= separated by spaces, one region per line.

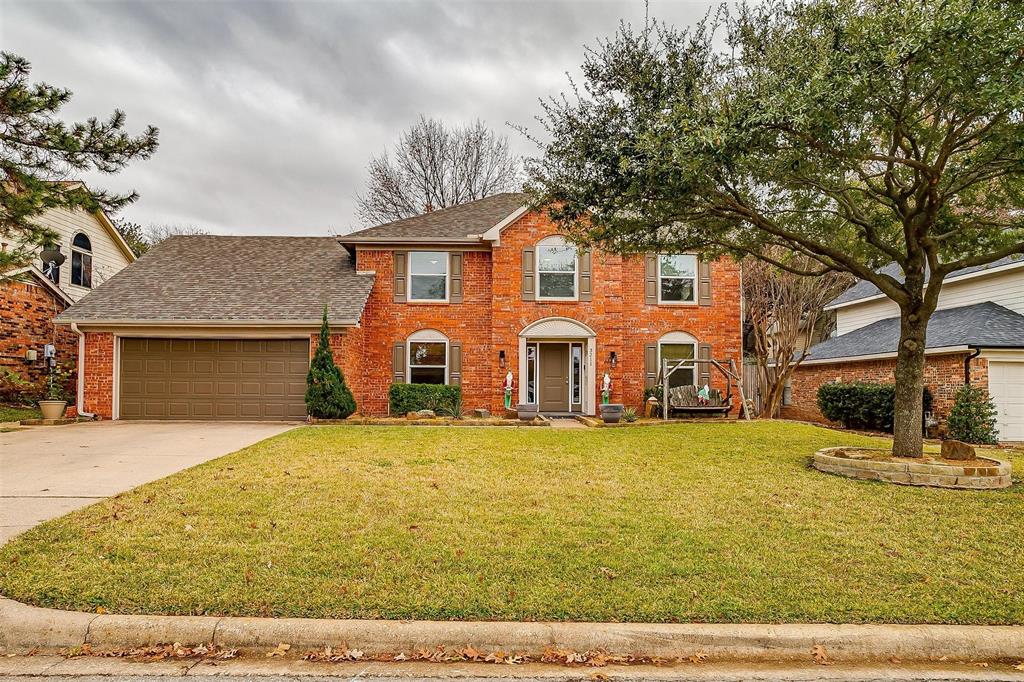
xmin=0 ymin=404 xmax=39 ymax=423
xmin=1 ymin=422 xmax=1022 ymax=624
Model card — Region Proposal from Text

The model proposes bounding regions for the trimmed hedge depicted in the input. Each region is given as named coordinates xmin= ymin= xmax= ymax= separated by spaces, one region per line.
xmin=388 ymin=383 xmax=462 ymax=415
xmin=817 ymin=381 xmax=933 ymax=433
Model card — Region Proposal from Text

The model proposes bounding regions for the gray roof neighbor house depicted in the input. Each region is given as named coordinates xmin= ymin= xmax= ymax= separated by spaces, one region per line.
xmin=56 ymin=235 xmax=375 ymax=324
xmin=829 ymin=255 xmax=1024 ymax=308
xmin=806 ymin=302 xmax=1024 ymax=362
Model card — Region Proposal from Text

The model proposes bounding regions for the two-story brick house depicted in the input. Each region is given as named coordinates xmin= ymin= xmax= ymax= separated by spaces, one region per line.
xmin=58 ymin=194 xmax=742 ymax=420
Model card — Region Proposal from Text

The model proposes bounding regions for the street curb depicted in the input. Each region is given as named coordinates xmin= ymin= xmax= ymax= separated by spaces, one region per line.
xmin=2 ymin=597 xmax=1023 ymax=663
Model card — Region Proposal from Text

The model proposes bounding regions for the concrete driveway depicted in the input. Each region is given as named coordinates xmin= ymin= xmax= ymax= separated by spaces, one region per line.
xmin=0 ymin=421 xmax=298 ymax=543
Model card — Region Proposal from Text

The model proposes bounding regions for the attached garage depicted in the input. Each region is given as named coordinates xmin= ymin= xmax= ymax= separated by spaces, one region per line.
xmin=988 ymin=360 xmax=1024 ymax=442
xmin=119 ymin=338 xmax=310 ymax=421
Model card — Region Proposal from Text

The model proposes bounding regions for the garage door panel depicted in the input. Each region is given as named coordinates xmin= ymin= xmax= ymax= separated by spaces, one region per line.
xmin=989 ymin=362 xmax=1024 ymax=442
xmin=120 ymin=337 xmax=310 ymax=421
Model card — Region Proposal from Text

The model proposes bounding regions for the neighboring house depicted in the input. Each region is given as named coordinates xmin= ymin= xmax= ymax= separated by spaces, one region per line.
xmin=787 ymin=257 xmax=1024 ymax=441
xmin=1 ymin=200 xmax=135 ymax=392
xmin=56 ymin=194 xmax=743 ymax=420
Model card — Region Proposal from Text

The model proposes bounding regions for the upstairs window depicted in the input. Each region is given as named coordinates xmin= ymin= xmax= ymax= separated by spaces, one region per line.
xmin=408 ymin=329 xmax=448 ymax=384
xmin=658 ymin=254 xmax=697 ymax=303
xmin=408 ymin=252 xmax=448 ymax=301
xmin=71 ymin=233 xmax=92 ymax=288
xmin=536 ymin=237 xmax=577 ymax=300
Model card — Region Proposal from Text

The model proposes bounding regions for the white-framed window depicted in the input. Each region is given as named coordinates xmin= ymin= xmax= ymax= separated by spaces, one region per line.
xmin=536 ymin=236 xmax=577 ymax=300
xmin=408 ymin=329 xmax=448 ymax=384
xmin=408 ymin=251 xmax=448 ymax=302
xmin=658 ymin=254 xmax=697 ymax=303
xmin=71 ymin=233 xmax=93 ymax=288
xmin=658 ymin=331 xmax=698 ymax=389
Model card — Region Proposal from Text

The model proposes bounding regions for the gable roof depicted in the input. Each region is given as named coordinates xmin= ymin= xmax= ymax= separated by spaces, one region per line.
xmin=6 ymin=265 xmax=75 ymax=305
xmin=828 ymin=255 xmax=1024 ymax=309
xmin=57 ymin=235 xmax=374 ymax=325
xmin=339 ymin=193 xmax=528 ymax=245
xmin=805 ymin=302 xmax=1024 ymax=362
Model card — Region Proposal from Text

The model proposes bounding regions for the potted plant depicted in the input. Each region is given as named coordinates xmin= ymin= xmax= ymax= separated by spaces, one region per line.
xmin=600 ymin=403 xmax=625 ymax=424
xmin=39 ymin=366 xmax=71 ymax=420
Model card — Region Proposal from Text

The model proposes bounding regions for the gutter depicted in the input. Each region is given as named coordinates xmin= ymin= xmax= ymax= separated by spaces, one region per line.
xmin=69 ymin=323 xmax=95 ymax=420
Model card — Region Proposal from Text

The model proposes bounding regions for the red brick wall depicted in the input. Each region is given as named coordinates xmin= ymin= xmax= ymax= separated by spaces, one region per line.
xmin=81 ymin=332 xmax=114 ymax=418
xmin=0 ymin=278 xmax=77 ymax=393
xmin=357 ymin=248 xmax=494 ymax=415
xmin=785 ymin=353 xmax=988 ymax=424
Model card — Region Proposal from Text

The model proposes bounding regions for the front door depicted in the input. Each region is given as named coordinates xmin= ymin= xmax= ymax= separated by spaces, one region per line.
xmin=539 ymin=343 xmax=570 ymax=412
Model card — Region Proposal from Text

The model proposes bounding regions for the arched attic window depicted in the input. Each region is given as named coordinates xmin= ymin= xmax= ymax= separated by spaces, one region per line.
xmin=71 ymin=233 xmax=93 ymax=288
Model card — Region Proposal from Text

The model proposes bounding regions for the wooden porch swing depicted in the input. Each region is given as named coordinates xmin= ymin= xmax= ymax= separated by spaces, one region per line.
xmin=659 ymin=357 xmax=751 ymax=420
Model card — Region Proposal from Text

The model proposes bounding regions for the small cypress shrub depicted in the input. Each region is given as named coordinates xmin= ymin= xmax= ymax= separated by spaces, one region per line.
xmin=947 ymin=384 xmax=999 ymax=444
xmin=305 ymin=307 xmax=357 ymax=419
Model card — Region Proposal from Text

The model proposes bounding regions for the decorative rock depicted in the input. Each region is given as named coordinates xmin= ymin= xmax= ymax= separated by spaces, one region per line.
xmin=812 ymin=447 xmax=1010 ymax=490
xmin=941 ymin=439 xmax=976 ymax=461
xmin=415 ymin=409 xmax=436 ymax=419
xmin=472 ymin=409 xmax=491 ymax=419
xmin=406 ymin=412 xmax=419 ymax=420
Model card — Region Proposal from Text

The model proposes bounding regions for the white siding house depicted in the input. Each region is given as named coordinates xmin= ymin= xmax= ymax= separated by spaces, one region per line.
xmin=815 ymin=258 xmax=1024 ymax=442
xmin=28 ymin=206 xmax=136 ymax=301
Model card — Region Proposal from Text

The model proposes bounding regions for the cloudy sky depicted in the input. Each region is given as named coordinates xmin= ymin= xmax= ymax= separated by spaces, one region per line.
xmin=2 ymin=0 xmax=716 ymax=235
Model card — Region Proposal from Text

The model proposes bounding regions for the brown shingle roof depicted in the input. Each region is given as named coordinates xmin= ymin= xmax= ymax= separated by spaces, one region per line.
xmin=340 ymin=193 xmax=527 ymax=243
xmin=57 ymin=235 xmax=374 ymax=324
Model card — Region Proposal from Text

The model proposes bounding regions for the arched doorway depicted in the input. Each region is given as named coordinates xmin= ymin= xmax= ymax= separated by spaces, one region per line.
xmin=518 ymin=317 xmax=597 ymax=415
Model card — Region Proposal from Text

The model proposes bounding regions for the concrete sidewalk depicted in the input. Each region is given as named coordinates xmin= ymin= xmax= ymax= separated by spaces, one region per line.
xmin=0 ymin=421 xmax=297 ymax=542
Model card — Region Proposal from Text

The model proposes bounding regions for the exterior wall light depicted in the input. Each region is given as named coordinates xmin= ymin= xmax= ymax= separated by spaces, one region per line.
xmin=610 ymin=351 xmax=618 ymax=368
xmin=499 ymin=350 xmax=506 ymax=368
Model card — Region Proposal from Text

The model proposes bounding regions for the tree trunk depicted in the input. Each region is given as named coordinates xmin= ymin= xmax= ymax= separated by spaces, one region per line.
xmin=892 ymin=312 xmax=928 ymax=458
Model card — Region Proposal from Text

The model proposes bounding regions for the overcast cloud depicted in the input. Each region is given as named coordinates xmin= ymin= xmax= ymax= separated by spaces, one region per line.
xmin=1 ymin=0 xmax=716 ymax=235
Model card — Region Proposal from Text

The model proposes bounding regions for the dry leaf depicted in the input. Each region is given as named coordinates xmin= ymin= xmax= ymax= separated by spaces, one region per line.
xmin=393 ymin=652 xmax=408 ymax=661
xmin=889 ymin=656 xmax=902 ymax=664
xmin=811 ymin=644 xmax=831 ymax=665
xmin=688 ymin=652 xmax=707 ymax=664
xmin=461 ymin=646 xmax=483 ymax=661
xmin=591 ymin=673 xmax=609 ymax=681
xmin=95 ymin=606 xmax=106 ymax=614
xmin=1014 ymin=662 xmax=1024 ymax=671
xmin=266 ymin=643 xmax=291 ymax=658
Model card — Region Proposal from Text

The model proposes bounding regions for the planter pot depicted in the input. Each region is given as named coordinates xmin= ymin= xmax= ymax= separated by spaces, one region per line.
xmin=39 ymin=400 xmax=67 ymax=420
xmin=516 ymin=404 xmax=539 ymax=421
xmin=600 ymin=403 xmax=624 ymax=424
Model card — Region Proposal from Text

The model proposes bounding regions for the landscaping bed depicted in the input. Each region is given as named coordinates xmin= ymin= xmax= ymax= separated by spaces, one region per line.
xmin=311 ymin=415 xmax=548 ymax=427
xmin=0 ymin=404 xmax=40 ymax=424
xmin=1 ymin=422 xmax=1022 ymax=624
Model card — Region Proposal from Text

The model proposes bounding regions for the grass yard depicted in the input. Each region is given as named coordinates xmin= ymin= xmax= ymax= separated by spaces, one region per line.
xmin=1 ymin=421 xmax=1022 ymax=624
xmin=0 ymin=404 xmax=39 ymax=423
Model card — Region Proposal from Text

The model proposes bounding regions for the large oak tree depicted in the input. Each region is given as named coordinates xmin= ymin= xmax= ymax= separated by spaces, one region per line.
xmin=526 ymin=0 xmax=1024 ymax=457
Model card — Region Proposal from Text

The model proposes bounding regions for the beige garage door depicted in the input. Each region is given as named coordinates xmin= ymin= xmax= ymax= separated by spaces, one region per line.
xmin=119 ymin=338 xmax=310 ymax=421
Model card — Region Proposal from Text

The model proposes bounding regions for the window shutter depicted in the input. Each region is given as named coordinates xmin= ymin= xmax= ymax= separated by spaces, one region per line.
xmin=698 ymin=259 xmax=712 ymax=306
xmin=392 ymin=342 xmax=406 ymax=384
xmin=521 ymin=247 xmax=535 ymax=301
xmin=393 ymin=251 xmax=407 ymax=303
xmin=449 ymin=342 xmax=462 ymax=386
xmin=579 ymin=248 xmax=592 ymax=302
xmin=644 ymin=254 xmax=658 ymax=304
xmin=698 ymin=343 xmax=712 ymax=387
xmin=449 ymin=252 xmax=463 ymax=303
xmin=644 ymin=344 xmax=658 ymax=389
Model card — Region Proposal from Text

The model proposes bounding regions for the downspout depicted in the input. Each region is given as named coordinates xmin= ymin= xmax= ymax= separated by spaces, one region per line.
xmin=70 ymin=323 xmax=95 ymax=420
xmin=964 ymin=346 xmax=982 ymax=386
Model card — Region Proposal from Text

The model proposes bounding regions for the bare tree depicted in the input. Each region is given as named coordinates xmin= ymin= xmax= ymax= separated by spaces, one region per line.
xmin=113 ymin=220 xmax=208 ymax=255
xmin=744 ymin=250 xmax=852 ymax=418
xmin=356 ymin=116 xmax=521 ymax=225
